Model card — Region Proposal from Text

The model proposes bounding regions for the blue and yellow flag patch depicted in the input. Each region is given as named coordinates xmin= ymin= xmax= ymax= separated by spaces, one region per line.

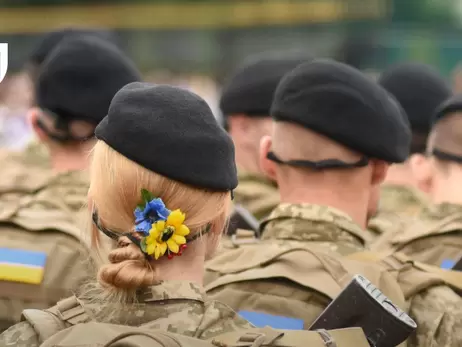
xmin=0 ymin=248 xmax=47 ymax=285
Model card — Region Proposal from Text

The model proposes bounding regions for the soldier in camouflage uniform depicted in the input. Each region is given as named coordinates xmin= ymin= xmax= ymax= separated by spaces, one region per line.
xmin=367 ymin=63 xmax=451 ymax=240
xmin=206 ymin=59 xmax=411 ymax=326
xmin=220 ymin=54 xmax=309 ymax=220
xmin=0 ymin=83 xmax=254 ymax=346
xmin=0 ymin=36 xmax=140 ymax=331
xmin=0 ymin=28 xmax=118 ymax=179
xmin=372 ymin=94 xmax=462 ymax=267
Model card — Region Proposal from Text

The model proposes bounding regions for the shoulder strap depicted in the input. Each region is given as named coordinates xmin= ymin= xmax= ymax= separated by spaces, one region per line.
xmin=21 ymin=309 xmax=67 ymax=343
xmin=346 ymin=251 xmax=462 ymax=298
xmin=206 ymin=245 xmax=352 ymax=299
xmin=390 ymin=213 xmax=462 ymax=246
xmin=21 ymin=296 xmax=92 ymax=343
xmin=0 ymin=191 xmax=89 ymax=249
xmin=404 ymin=258 xmax=462 ymax=292
xmin=210 ymin=327 xmax=370 ymax=347
xmin=346 ymin=251 xmax=390 ymax=263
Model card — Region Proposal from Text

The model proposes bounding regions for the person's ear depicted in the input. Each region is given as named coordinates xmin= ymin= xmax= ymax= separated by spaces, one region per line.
xmin=370 ymin=159 xmax=389 ymax=186
xmin=27 ymin=107 xmax=48 ymax=142
xmin=259 ymin=135 xmax=277 ymax=181
xmin=410 ymin=153 xmax=432 ymax=194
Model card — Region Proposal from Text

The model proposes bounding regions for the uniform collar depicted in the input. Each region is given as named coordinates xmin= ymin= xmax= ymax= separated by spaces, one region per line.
xmin=379 ymin=184 xmax=429 ymax=216
xmin=138 ymin=280 xmax=205 ymax=303
xmin=260 ymin=203 xmax=368 ymax=246
xmin=420 ymin=202 xmax=462 ymax=221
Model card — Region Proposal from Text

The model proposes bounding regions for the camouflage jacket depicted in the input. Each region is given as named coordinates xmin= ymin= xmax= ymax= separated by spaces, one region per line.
xmin=348 ymin=251 xmax=462 ymax=347
xmin=372 ymin=203 xmax=462 ymax=267
xmin=260 ymin=203 xmax=368 ymax=254
xmin=0 ymin=143 xmax=51 ymax=195
xmin=0 ymin=169 xmax=93 ymax=332
xmin=366 ymin=185 xmax=429 ymax=243
xmin=0 ymin=281 xmax=253 ymax=347
xmin=233 ymin=170 xmax=279 ymax=221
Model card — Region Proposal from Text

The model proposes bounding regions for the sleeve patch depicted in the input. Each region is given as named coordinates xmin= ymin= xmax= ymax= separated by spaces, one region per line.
xmin=0 ymin=248 xmax=47 ymax=284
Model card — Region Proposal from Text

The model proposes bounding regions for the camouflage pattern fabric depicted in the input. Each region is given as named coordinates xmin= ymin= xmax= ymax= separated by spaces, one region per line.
xmin=372 ymin=203 xmax=462 ymax=267
xmin=233 ymin=170 xmax=279 ymax=221
xmin=348 ymin=251 xmax=462 ymax=347
xmin=378 ymin=184 xmax=429 ymax=218
xmin=205 ymin=204 xmax=403 ymax=330
xmin=0 ymin=143 xmax=52 ymax=195
xmin=366 ymin=184 xmax=429 ymax=243
xmin=367 ymin=210 xmax=412 ymax=244
xmin=0 ymin=169 xmax=94 ymax=332
xmin=408 ymin=286 xmax=462 ymax=347
xmin=0 ymin=281 xmax=253 ymax=347
xmin=260 ymin=203 xmax=368 ymax=254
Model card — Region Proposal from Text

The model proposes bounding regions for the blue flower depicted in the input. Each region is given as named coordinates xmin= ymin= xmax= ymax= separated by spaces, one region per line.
xmin=134 ymin=198 xmax=171 ymax=235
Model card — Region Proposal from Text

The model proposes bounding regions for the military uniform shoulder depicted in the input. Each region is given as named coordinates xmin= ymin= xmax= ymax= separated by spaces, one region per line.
xmin=198 ymin=300 xmax=253 ymax=339
xmin=234 ymin=171 xmax=279 ymax=220
xmin=0 ymin=152 xmax=52 ymax=195
xmin=35 ymin=170 xmax=90 ymax=213
xmin=379 ymin=184 xmax=429 ymax=217
xmin=368 ymin=210 xmax=414 ymax=247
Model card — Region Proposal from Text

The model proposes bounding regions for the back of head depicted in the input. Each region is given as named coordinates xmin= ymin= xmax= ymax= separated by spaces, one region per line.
xmin=28 ymin=27 xmax=118 ymax=69
xmin=220 ymin=53 xmax=310 ymax=173
xmin=417 ymin=95 xmax=462 ymax=202
xmin=90 ymin=83 xmax=237 ymax=294
xmin=266 ymin=59 xmax=410 ymax=222
xmin=34 ymin=35 xmax=141 ymax=143
xmin=271 ymin=59 xmax=411 ymax=164
xmin=429 ymin=95 xmax=462 ymax=166
xmin=379 ymin=62 xmax=452 ymax=154
xmin=220 ymin=53 xmax=311 ymax=119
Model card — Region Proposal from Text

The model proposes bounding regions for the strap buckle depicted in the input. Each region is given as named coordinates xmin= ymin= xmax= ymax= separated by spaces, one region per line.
xmin=316 ymin=329 xmax=337 ymax=347
xmin=231 ymin=229 xmax=260 ymax=246
xmin=56 ymin=296 xmax=91 ymax=325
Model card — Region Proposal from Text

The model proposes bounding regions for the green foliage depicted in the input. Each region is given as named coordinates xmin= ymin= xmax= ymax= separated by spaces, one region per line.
xmin=140 ymin=237 xmax=148 ymax=253
xmin=392 ymin=0 xmax=457 ymax=25
xmin=137 ymin=189 xmax=156 ymax=209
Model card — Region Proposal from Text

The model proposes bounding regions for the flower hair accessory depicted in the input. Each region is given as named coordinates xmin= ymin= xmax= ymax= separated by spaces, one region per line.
xmin=92 ymin=189 xmax=210 ymax=260
xmin=134 ymin=189 xmax=190 ymax=260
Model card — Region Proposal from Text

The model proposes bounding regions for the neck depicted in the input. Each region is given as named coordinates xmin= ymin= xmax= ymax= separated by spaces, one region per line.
xmin=149 ymin=252 xmax=206 ymax=285
xmin=234 ymin=144 xmax=261 ymax=175
xmin=432 ymin=171 xmax=462 ymax=206
xmin=49 ymin=143 xmax=93 ymax=173
xmin=279 ymin=180 xmax=369 ymax=228
xmin=384 ymin=163 xmax=417 ymax=188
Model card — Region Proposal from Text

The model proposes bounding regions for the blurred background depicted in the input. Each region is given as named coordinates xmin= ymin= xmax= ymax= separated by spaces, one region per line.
xmin=1 ymin=0 xmax=462 ymax=148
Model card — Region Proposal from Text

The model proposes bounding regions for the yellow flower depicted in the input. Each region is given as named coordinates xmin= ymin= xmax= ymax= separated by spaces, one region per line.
xmin=145 ymin=209 xmax=190 ymax=259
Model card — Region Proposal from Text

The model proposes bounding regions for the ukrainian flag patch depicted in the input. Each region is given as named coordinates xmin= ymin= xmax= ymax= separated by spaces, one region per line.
xmin=0 ymin=248 xmax=47 ymax=285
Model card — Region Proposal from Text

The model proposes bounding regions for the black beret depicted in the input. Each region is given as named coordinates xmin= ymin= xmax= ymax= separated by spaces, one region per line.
xmin=271 ymin=59 xmax=411 ymax=163
xmin=379 ymin=63 xmax=452 ymax=134
xmin=36 ymin=36 xmax=141 ymax=125
xmin=220 ymin=54 xmax=309 ymax=117
xmin=96 ymin=83 xmax=238 ymax=191
xmin=433 ymin=94 xmax=462 ymax=123
xmin=29 ymin=28 xmax=118 ymax=67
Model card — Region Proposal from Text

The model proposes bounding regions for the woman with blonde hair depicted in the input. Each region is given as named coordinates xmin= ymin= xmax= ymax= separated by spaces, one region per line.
xmin=0 ymin=82 xmax=252 ymax=347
